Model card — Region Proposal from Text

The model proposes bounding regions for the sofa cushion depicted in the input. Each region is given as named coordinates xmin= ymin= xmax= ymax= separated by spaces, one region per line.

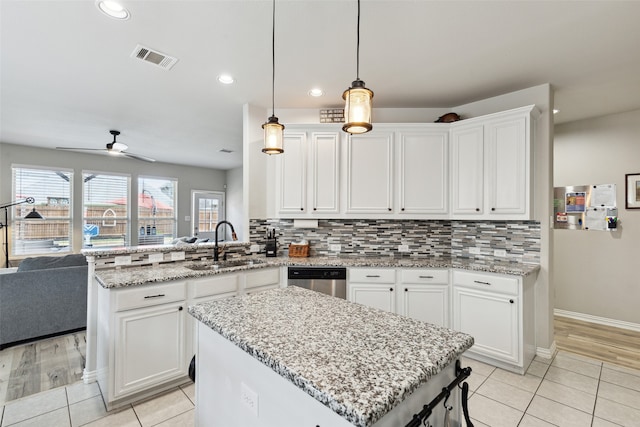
xmin=17 ymin=254 xmax=87 ymax=272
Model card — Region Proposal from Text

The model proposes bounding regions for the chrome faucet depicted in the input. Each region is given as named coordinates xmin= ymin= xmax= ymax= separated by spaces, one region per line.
xmin=213 ymin=221 xmax=238 ymax=261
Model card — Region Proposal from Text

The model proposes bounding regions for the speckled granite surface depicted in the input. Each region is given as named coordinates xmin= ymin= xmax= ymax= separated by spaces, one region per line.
xmin=94 ymin=254 xmax=539 ymax=288
xmin=188 ymin=286 xmax=474 ymax=427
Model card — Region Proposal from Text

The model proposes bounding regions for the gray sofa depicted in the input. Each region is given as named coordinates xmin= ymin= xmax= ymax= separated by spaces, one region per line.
xmin=0 ymin=254 xmax=88 ymax=350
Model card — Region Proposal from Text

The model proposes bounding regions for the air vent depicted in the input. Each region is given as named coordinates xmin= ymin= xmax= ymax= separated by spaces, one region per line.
xmin=130 ymin=44 xmax=178 ymax=70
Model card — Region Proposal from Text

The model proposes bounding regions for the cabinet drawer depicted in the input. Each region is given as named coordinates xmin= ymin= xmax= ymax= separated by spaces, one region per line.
xmin=453 ymin=270 xmax=519 ymax=296
xmin=114 ymin=281 xmax=186 ymax=312
xmin=400 ymin=269 xmax=448 ymax=284
xmin=349 ymin=268 xmax=395 ymax=283
xmin=245 ymin=268 xmax=280 ymax=289
xmin=189 ymin=274 xmax=238 ymax=299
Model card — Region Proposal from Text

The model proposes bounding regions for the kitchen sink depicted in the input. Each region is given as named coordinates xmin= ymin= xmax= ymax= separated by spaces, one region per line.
xmin=186 ymin=259 xmax=263 ymax=270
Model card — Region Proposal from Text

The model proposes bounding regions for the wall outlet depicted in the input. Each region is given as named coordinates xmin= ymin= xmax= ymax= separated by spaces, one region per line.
xmin=170 ymin=251 xmax=185 ymax=261
xmin=148 ymin=253 xmax=164 ymax=263
xmin=114 ymin=255 xmax=131 ymax=266
xmin=329 ymin=244 xmax=341 ymax=252
xmin=249 ymin=244 xmax=260 ymax=253
xmin=398 ymin=244 xmax=410 ymax=252
xmin=240 ymin=383 xmax=258 ymax=416
xmin=469 ymin=247 xmax=481 ymax=255
xmin=494 ymin=249 xmax=507 ymax=257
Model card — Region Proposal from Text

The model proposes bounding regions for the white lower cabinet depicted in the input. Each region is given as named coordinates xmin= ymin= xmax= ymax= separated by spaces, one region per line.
xmin=348 ymin=268 xmax=449 ymax=327
xmin=114 ymin=301 xmax=187 ymax=398
xmin=399 ymin=269 xmax=449 ymax=327
xmin=348 ymin=268 xmax=396 ymax=313
xmin=97 ymin=280 xmax=189 ymax=409
xmin=452 ymin=270 xmax=535 ymax=373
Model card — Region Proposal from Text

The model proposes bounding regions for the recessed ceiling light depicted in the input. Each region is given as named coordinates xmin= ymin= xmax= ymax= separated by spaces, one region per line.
xmin=217 ymin=74 xmax=235 ymax=85
xmin=96 ymin=1 xmax=130 ymax=20
xmin=553 ymin=109 xmax=560 ymax=114
xmin=308 ymin=88 xmax=324 ymax=97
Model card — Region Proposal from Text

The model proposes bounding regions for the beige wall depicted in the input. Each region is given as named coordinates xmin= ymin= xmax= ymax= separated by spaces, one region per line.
xmin=554 ymin=108 xmax=640 ymax=325
xmin=0 ymin=143 xmax=227 ymax=255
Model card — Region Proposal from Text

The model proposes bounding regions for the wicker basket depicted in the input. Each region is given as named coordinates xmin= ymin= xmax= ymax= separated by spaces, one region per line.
xmin=288 ymin=243 xmax=310 ymax=258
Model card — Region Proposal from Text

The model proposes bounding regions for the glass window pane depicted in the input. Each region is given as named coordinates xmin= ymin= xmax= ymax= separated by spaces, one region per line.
xmin=83 ymin=172 xmax=130 ymax=248
xmin=12 ymin=167 xmax=73 ymax=256
xmin=138 ymin=177 xmax=177 ymax=244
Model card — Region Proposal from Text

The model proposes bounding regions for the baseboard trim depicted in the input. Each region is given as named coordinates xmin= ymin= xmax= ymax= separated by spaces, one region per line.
xmin=83 ymin=368 xmax=98 ymax=384
xmin=536 ymin=340 xmax=557 ymax=360
xmin=554 ymin=309 xmax=640 ymax=333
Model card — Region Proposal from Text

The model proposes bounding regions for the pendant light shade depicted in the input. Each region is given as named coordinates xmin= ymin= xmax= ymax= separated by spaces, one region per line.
xmin=343 ymin=79 xmax=373 ymax=134
xmin=342 ymin=0 xmax=373 ymax=134
xmin=262 ymin=116 xmax=284 ymax=154
xmin=262 ymin=0 xmax=285 ymax=155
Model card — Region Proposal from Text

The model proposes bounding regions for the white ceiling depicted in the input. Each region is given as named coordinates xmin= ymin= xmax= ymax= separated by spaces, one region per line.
xmin=2 ymin=0 xmax=640 ymax=170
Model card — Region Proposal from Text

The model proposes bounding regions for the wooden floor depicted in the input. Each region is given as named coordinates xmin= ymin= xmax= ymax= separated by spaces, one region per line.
xmin=0 ymin=331 xmax=86 ymax=404
xmin=555 ymin=315 xmax=640 ymax=370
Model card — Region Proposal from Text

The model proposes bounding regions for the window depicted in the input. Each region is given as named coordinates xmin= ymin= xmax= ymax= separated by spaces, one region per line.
xmin=138 ymin=177 xmax=177 ymax=245
xmin=83 ymin=172 xmax=130 ymax=248
xmin=12 ymin=166 xmax=73 ymax=256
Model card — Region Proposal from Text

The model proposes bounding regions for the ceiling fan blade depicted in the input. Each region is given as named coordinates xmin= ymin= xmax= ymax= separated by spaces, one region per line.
xmin=123 ymin=152 xmax=156 ymax=162
xmin=56 ymin=147 xmax=107 ymax=152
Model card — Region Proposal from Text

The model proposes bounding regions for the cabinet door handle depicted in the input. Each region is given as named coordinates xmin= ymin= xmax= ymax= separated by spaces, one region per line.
xmin=404 ymin=288 xmax=408 ymax=292
xmin=366 ymin=275 xmax=380 ymax=278
xmin=491 ymin=207 xmax=496 ymax=211
xmin=313 ymin=207 xmax=317 ymax=211
xmin=419 ymin=275 xmax=434 ymax=279
xmin=473 ymin=280 xmax=491 ymax=286
xmin=179 ymin=306 xmax=184 ymax=311
xmin=401 ymin=208 xmax=405 ymax=211
xmin=389 ymin=288 xmax=394 ymax=292
xmin=388 ymin=208 xmax=392 ymax=212
xmin=475 ymin=208 xmax=480 ymax=212
xmin=144 ymin=294 xmax=166 ymax=299
xmin=300 ymin=207 xmax=304 ymax=211
xmin=509 ymin=299 xmax=514 ymax=304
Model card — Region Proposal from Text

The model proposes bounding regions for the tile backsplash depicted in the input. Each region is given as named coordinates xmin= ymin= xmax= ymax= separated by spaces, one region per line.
xmin=249 ymin=218 xmax=540 ymax=264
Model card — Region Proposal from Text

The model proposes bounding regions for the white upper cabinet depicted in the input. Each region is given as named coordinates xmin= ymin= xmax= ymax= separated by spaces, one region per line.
xmin=278 ymin=132 xmax=307 ymax=214
xmin=311 ymin=132 xmax=340 ymax=214
xmin=277 ymin=127 xmax=341 ymax=216
xmin=346 ymin=130 xmax=394 ymax=214
xmin=271 ymin=105 xmax=536 ymax=220
xmin=450 ymin=124 xmax=484 ymax=215
xmin=397 ymin=129 xmax=449 ymax=215
xmin=451 ymin=105 xmax=537 ymax=220
xmin=486 ymin=114 xmax=529 ymax=216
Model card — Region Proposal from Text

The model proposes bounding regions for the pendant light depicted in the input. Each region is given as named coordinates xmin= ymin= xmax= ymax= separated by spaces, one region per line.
xmin=262 ymin=0 xmax=284 ymax=155
xmin=342 ymin=0 xmax=373 ymax=134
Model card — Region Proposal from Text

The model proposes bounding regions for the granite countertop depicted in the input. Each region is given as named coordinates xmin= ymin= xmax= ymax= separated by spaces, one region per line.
xmin=188 ymin=286 xmax=474 ymax=427
xmin=94 ymin=255 xmax=540 ymax=288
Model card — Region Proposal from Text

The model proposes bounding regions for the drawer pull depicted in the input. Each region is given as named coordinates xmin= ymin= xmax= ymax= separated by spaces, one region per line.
xmin=419 ymin=275 xmax=434 ymax=279
xmin=366 ymin=275 xmax=381 ymax=278
xmin=143 ymin=294 xmax=166 ymax=299
xmin=473 ymin=280 xmax=491 ymax=286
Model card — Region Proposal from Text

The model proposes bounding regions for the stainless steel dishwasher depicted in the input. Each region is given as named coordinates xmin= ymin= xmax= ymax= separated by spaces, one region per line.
xmin=287 ymin=266 xmax=347 ymax=299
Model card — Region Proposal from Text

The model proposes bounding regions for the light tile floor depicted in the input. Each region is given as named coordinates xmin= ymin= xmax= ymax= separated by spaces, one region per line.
xmin=2 ymin=350 xmax=640 ymax=426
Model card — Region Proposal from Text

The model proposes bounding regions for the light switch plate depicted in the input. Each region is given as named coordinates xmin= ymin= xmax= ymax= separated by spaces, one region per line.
xmin=114 ymin=255 xmax=131 ymax=266
xmin=250 ymin=244 xmax=260 ymax=253
xmin=170 ymin=251 xmax=185 ymax=261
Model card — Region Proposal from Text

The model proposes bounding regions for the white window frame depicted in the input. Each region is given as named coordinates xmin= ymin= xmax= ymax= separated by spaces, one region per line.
xmin=82 ymin=171 xmax=131 ymax=249
xmin=11 ymin=165 xmax=74 ymax=257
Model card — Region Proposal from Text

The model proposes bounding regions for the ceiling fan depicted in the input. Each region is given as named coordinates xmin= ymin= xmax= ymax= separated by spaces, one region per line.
xmin=56 ymin=130 xmax=156 ymax=162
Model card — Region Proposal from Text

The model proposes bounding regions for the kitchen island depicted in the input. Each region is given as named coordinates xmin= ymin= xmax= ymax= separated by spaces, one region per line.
xmin=189 ymin=286 xmax=474 ymax=427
